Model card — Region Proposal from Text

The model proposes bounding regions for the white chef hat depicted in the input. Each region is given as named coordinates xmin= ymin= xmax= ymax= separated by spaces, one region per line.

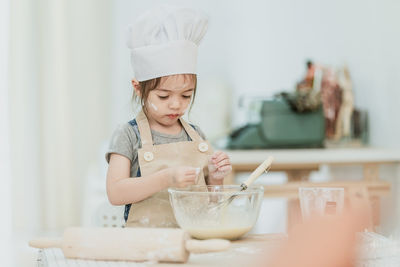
xmin=127 ymin=6 xmax=208 ymax=82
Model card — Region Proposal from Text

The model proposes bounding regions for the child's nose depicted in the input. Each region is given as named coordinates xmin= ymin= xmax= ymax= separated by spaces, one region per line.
xmin=169 ymin=98 xmax=181 ymax=109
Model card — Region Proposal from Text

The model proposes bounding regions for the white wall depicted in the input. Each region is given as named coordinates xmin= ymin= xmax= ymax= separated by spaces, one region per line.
xmin=8 ymin=0 xmax=113 ymax=231
xmin=0 ymin=0 xmax=12 ymax=263
xmin=110 ymin=0 xmax=400 ymax=148
xmin=8 ymin=0 xmax=42 ymax=232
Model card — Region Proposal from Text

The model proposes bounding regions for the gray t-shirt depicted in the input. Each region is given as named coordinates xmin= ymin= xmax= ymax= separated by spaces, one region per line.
xmin=105 ymin=121 xmax=206 ymax=177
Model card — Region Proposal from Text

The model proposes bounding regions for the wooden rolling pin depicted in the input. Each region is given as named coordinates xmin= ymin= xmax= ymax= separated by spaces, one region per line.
xmin=29 ymin=227 xmax=231 ymax=263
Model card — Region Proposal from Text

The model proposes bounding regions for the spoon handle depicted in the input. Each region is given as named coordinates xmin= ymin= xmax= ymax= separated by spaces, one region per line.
xmin=241 ymin=156 xmax=274 ymax=189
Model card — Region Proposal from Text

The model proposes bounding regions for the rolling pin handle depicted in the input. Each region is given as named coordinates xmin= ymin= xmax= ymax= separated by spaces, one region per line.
xmin=185 ymin=239 xmax=231 ymax=254
xmin=29 ymin=237 xmax=63 ymax=249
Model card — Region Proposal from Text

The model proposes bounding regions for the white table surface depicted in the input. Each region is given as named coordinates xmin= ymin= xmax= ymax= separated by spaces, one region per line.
xmin=36 ymin=234 xmax=286 ymax=267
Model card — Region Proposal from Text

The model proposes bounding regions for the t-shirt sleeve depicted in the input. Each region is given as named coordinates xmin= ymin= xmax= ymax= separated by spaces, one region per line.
xmin=105 ymin=123 xmax=139 ymax=163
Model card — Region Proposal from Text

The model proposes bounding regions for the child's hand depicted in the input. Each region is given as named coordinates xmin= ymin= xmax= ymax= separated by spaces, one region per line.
xmin=208 ymin=151 xmax=232 ymax=181
xmin=168 ymin=166 xmax=199 ymax=188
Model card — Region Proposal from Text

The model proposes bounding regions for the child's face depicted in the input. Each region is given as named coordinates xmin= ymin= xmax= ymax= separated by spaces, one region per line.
xmin=146 ymin=74 xmax=195 ymax=127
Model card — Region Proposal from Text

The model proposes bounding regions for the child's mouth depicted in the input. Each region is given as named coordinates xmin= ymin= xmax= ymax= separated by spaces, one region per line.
xmin=167 ymin=114 xmax=179 ymax=119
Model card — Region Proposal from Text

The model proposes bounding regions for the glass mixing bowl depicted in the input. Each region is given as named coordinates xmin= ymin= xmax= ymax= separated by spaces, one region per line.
xmin=168 ymin=185 xmax=264 ymax=240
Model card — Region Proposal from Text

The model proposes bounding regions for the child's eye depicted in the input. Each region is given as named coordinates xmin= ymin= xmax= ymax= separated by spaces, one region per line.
xmin=158 ymin=95 xmax=169 ymax=99
xmin=182 ymin=95 xmax=192 ymax=99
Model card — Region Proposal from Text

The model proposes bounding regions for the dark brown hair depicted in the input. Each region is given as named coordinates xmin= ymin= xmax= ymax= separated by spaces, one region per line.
xmin=133 ymin=74 xmax=197 ymax=114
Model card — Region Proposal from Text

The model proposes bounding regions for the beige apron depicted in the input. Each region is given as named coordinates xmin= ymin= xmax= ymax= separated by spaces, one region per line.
xmin=126 ymin=110 xmax=213 ymax=228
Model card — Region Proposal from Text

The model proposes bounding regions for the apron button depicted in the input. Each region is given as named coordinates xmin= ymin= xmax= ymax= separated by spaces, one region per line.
xmin=198 ymin=142 xmax=209 ymax=152
xmin=144 ymin=152 xmax=154 ymax=162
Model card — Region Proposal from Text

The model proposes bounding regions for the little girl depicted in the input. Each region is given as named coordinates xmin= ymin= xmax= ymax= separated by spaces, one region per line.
xmin=106 ymin=6 xmax=232 ymax=228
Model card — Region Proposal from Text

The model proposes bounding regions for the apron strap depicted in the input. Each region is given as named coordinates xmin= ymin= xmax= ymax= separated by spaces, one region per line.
xmin=179 ymin=118 xmax=203 ymax=142
xmin=136 ymin=109 xmax=204 ymax=148
xmin=136 ymin=110 xmax=153 ymax=150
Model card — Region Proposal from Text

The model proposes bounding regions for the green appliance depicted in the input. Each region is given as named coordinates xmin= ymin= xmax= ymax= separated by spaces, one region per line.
xmin=227 ymin=99 xmax=325 ymax=149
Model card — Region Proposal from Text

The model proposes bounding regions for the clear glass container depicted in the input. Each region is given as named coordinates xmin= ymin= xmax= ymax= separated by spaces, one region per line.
xmin=298 ymin=187 xmax=345 ymax=221
xmin=168 ymin=185 xmax=264 ymax=240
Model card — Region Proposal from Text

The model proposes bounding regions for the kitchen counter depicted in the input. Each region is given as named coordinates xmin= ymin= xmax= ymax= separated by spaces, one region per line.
xmin=37 ymin=233 xmax=286 ymax=267
xmin=225 ymin=147 xmax=400 ymax=181
xmin=226 ymin=147 xmax=400 ymax=166
xmin=224 ymin=147 xmax=399 ymax=229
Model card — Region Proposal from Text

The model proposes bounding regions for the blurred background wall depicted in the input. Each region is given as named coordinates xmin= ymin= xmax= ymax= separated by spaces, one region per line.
xmin=7 ymin=0 xmax=113 ymax=233
xmin=2 ymin=0 xmax=400 ymax=236
xmin=111 ymin=0 xmax=400 ymax=144
xmin=0 ymin=0 xmax=12 ymax=260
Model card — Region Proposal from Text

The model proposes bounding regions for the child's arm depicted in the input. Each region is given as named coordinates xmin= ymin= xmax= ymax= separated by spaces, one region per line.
xmin=106 ymin=153 xmax=198 ymax=205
